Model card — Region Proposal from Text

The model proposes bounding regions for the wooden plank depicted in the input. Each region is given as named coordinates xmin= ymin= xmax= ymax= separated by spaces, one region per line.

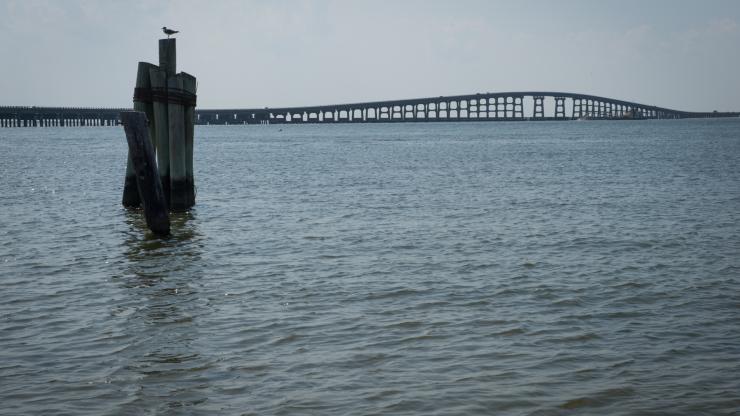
xmin=120 ymin=111 xmax=170 ymax=236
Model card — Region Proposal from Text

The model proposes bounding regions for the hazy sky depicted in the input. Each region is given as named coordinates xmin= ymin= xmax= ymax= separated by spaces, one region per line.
xmin=1 ymin=0 xmax=739 ymax=111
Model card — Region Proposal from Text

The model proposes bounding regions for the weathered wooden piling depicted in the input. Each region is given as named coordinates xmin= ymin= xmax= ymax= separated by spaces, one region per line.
xmin=120 ymin=111 xmax=170 ymax=236
xmin=122 ymin=146 xmax=141 ymax=207
xmin=149 ymin=67 xmax=171 ymax=205
xmin=168 ymin=74 xmax=188 ymax=211
xmin=182 ymin=73 xmax=197 ymax=207
xmin=159 ymin=39 xmax=176 ymax=75
xmin=122 ymin=37 xmax=197 ymax=213
xmin=123 ymin=62 xmax=156 ymax=207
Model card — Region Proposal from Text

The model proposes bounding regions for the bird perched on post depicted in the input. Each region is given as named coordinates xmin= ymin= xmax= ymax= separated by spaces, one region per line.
xmin=162 ymin=27 xmax=179 ymax=38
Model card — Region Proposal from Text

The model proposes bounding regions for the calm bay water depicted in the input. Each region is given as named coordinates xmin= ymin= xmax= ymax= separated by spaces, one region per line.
xmin=1 ymin=120 xmax=739 ymax=415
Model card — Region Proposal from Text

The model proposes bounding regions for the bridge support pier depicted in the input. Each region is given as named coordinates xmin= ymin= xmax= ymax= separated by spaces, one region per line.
xmin=514 ymin=96 xmax=523 ymax=119
xmin=555 ymin=97 xmax=566 ymax=118
xmin=573 ymin=99 xmax=582 ymax=118
xmin=533 ymin=96 xmax=544 ymax=118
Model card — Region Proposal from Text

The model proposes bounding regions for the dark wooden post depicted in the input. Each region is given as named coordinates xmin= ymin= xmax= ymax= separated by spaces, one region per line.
xmin=159 ymin=39 xmax=176 ymax=75
xmin=120 ymin=111 xmax=170 ymax=236
xmin=168 ymin=74 xmax=188 ymax=211
xmin=158 ymin=39 xmax=177 ymax=200
xmin=123 ymin=62 xmax=156 ymax=207
xmin=182 ymin=72 xmax=197 ymax=207
xmin=149 ymin=67 xmax=171 ymax=205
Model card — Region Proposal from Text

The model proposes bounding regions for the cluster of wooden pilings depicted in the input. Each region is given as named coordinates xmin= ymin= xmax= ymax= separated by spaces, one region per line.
xmin=122 ymin=39 xmax=197 ymax=220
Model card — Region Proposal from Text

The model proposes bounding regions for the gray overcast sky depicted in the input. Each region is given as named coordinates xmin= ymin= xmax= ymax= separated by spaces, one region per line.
xmin=1 ymin=0 xmax=739 ymax=111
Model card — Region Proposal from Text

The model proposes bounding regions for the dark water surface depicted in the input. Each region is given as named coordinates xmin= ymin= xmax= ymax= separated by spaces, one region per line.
xmin=1 ymin=120 xmax=739 ymax=415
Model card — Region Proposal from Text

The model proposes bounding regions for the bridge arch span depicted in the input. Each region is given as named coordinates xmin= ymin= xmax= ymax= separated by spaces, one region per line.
xmin=233 ymin=92 xmax=736 ymax=124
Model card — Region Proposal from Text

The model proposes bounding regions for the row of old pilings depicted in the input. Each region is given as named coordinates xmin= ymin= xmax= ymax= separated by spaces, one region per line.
xmin=122 ymin=38 xmax=197 ymax=235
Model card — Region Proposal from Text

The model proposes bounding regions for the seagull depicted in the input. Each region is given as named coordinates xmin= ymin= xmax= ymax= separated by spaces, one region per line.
xmin=162 ymin=27 xmax=179 ymax=38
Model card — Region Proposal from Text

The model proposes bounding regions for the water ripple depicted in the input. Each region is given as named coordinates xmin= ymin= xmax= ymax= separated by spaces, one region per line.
xmin=1 ymin=121 xmax=740 ymax=414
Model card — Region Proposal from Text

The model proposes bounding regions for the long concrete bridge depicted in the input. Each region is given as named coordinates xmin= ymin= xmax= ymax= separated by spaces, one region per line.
xmin=0 ymin=106 xmax=128 ymax=128
xmin=1 ymin=92 xmax=737 ymax=127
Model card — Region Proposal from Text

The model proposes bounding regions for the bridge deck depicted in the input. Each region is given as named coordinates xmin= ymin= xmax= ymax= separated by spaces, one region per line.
xmin=1 ymin=92 xmax=737 ymax=127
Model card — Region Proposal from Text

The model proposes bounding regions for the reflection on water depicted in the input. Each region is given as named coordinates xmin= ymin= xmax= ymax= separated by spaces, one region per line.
xmin=116 ymin=209 xmax=212 ymax=412
xmin=123 ymin=209 xmax=202 ymax=257
xmin=122 ymin=209 xmax=204 ymax=282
